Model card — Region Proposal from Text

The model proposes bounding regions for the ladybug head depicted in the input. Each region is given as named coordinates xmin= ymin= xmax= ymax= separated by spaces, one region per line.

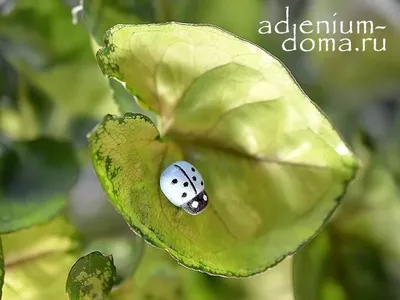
xmin=181 ymin=191 xmax=208 ymax=215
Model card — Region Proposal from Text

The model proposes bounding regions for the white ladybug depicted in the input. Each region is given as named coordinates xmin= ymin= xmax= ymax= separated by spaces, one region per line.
xmin=160 ymin=161 xmax=208 ymax=215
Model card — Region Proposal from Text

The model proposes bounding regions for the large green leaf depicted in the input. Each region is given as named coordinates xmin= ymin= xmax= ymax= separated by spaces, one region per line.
xmin=0 ymin=236 xmax=3 ymax=299
xmin=91 ymin=23 xmax=358 ymax=276
xmin=1 ymin=216 xmax=79 ymax=299
xmin=0 ymin=137 xmax=79 ymax=233
xmin=66 ymin=251 xmax=117 ymax=300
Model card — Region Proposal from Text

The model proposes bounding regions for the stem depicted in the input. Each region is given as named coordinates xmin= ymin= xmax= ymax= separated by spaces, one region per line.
xmin=154 ymin=0 xmax=173 ymax=22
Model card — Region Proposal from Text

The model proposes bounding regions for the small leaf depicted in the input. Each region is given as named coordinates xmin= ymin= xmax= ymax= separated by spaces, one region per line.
xmin=91 ymin=23 xmax=359 ymax=276
xmin=1 ymin=216 xmax=79 ymax=299
xmin=110 ymin=246 xmax=184 ymax=300
xmin=0 ymin=236 xmax=3 ymax=299
xmin=83 ymin=236 xmax=144 ymax=284
xmin=66 ymin=251 xmax=117 ymax=300
xmin=0 ymin=137 xmax=79 ymax=233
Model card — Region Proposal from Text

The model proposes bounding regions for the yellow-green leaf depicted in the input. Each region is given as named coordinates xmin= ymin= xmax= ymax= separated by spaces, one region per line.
xmin=91 ymin=23 xmax=359 ymax=277
xmin=1 ymin=216 xmax=79 ymax=300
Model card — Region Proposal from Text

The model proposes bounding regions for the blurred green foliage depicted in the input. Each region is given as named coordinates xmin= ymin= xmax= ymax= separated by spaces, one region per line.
xmin=0 ymin=137 xmax=79 ymax=233
xmin=0 ymin=0 xmax=399 ymax=299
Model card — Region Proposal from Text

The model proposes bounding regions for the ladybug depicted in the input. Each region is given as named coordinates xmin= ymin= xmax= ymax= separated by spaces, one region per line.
xmin=160 ymin=161 xmax=208 ymax=215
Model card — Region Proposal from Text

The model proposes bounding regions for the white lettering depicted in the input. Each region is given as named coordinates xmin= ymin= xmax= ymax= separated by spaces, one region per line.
xmin=258 ymin=21 xmax=272 ymax=34
xmin=319 ymin=38 xmax=335 ymax=51
xmin=300 ymin=38 xmax=315 ymax=52
xmin=373 ymin=38 xmax=386 ymax=52
xmin=275 ymin=6 xmax=290 ymax=34
xmin=357 ymin=21 xmax=374 ymax=34
xmin=299 ymin=20 xmax=313 ymax=34
xmin=317 ymin=21 xmax=330 ymax=34
xmin=338 ymin=38 xmax=352 ymax=52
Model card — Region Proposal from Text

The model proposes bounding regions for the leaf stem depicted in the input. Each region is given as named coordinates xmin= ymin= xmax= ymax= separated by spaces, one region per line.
xmin=154 ymin=0 xmax=173 ymax=22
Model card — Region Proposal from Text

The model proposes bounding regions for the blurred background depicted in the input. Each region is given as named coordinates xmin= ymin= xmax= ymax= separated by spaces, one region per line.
xmin=0 ymin=0 xmax=399 ymax=299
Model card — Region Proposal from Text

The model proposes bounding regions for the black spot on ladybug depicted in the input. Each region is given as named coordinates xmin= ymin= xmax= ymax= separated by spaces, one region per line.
xmin=191 ymin=167 xmax=195 ymax=172
xmin=172 ymin=179 xmax=178 ymax=184
xmin=192 ymin=176 xmax=197 ymax=181
xmin=201 ymin=181 xmax=204 ymax=186
xmin=182 ymin=192 xmax=187 ymax=198
xmin=183 ymin=182 xmax=189 ymax=187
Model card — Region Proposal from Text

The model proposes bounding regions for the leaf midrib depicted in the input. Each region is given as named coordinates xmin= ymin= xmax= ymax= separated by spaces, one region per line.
xmin=167 ymin=128 xmax=343 ymax=172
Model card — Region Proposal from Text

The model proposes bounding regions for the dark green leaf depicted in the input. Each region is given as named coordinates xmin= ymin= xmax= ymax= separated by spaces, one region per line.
xmin=0 ymin=137 xmax=79 ymax=233
xmin=66 ymin=251 xmax=117 ymax=300
xmin=111 ymin=246 xmax=183 ymax=300
xmin=83 ymin=236 xmax=144 ymax=284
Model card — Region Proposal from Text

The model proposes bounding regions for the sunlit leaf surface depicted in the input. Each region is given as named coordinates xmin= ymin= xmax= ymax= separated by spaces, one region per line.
xmin=91 ymin=23 xmax=359 ymax=276
xmin=1 ymin=217 xmax=79 ymax=300
xmin=91 ymin=47 xmax=358 ymax=274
